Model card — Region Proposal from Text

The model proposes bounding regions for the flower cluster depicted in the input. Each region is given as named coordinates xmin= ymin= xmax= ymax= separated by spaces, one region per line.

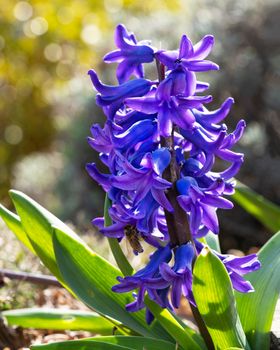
xmin=87 ymin=24 xmax=260 ymax=323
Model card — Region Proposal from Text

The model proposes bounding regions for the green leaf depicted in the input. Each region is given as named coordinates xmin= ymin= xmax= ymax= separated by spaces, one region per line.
xmin=0 ymin=204 xmax=35 ymax=253
xmin=233 ymin=182 xmax=280 ymax=232
xmin=236 ymin=231 xmax=280 ymax=350
xmin=145 ymin=298 xmax=205 ymax=350
xmin=31 ymin=336 xmax=179 ymax=350
xmin=104 ymin=195 xmax=134 ymax=277
xmin=8 ymin=190 xmax=74 ymax=283
xmin=2 ymin=308 xmax=114 ymax=334
xmin=193 ymin=247 xmax=250 ymax=350
xmin=88 ymin=336 xmax=179 ymax=349
xmin=5 ymin=191 xmax=132 ymax=335
xmin=31 ymin=340 xmax=131 ymax=350
xmin=200 ymin=231 xmax=221 ymax=253
xmin=52 ymin=225 xmax=173 ymax=342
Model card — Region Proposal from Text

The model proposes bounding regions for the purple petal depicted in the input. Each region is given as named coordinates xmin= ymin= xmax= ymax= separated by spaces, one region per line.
xmin=115 ymin=24 xmax=134 ymax=49
xmin=116 ymin=59 xmax=137 ymax=84
xmin=190 ymin=203 xmax=202 ymax=235
xmin=201 ymin=204 xmax=219 ymax=234
xmin=179 ymin=35 xmax=193 ymax=58
xmin=151 ymin=188 xmax=173 ymax=212
xmin=160 ymin=263 xmax=178 ymax=281
xmin=183 ymin=59 xmax=219 ymax=72
xmin=88 ymin=69 xmax=116 ymax=95
xmin=201 ymin=196 xmax=233 ymax=209
xmin=86 ymin=163 xmax=111 ymax=192
xmin=229 ymin=271 xmax=254 ymax=293
xmin=152 ymin=148 xmax=171 ymax=175
xmin=100 ymin=223 xmax=125 ymax=238
xmin=219 ymin=160 xmax=243 ymax=180
xmin=171 ymin=279 xmax=182 ymax=308
xmin=184 ymin=70 xmax=196 ymax=96
xmin=103 ymin=50 xmax=123 ymax=63
xmin=125 ymin=96 xmax=159 ymax=114
xmin=196 ymin=81 xmax=210 ymax=92
xmin=192 ymin=35 xmax=215 ymax=60
xmin=158 ymin=105 xmax=173 ymax=137
xmin=156 ymin=78 xmax=173 ymax=100
xmin=155 ymin=50 xmax=178 ymax=69
xmin=172 ymin=105 xmax=195 ymax=130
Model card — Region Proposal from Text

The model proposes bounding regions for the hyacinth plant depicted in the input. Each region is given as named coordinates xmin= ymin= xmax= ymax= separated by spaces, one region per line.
xmin=1 ymin=24 xmax=280 ymax=350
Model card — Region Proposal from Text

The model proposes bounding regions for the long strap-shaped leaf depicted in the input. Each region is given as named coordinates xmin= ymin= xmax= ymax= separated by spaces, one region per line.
xmin=2 ymin=308 xmax=114 ymax=334
xmin=52 ymin=225 xmax=173 ymax=341
xmin=193 ymin=248 xmax=251 ymax=350
xmin=31 ymin=340 xmax=131 ymax=350
xmin=236 ymin=231 xmax=280 ymax=350
xmin=233 ymin=182 xmax=280 ymax=232
xmin=8 ymin=190 xmax=72 ymax=283
xmin=3 ymin=190 xmax=169 ymax=340
xmin=0 ymin=204 xmax=35 ymax=253
xmin=31 ymin=336 xmax=178 ymax=350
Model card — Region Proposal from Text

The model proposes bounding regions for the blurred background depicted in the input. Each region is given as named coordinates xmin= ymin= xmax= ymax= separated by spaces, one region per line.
xmin=0 ymin=0 xmax=280 ymax=257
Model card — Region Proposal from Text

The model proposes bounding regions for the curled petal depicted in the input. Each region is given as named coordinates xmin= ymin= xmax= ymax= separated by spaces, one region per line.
xmin=201 ymin=196 xmax=233 ymax=209
xmin=192 ymin=35 xmax=215 ymax=60
xmin=103 ymin=50 xmax=123 ymax=63
xmin=183 ymin=59 xmax=219 ymax=71
xmin=229 ymin=271 xmax=255 ymax=293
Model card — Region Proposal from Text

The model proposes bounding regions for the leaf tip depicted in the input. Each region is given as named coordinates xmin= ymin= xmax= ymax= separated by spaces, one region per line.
xmin=200 ymin=247 xmax=210 ymax=257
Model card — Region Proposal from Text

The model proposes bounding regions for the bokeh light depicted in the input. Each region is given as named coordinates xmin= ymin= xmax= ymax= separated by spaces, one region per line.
xmin=13 ymin=1 xmax=33 ymax=21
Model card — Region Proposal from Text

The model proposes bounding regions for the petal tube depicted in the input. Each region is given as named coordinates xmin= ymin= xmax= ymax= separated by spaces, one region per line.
xmin=125 ymin=96 xmax=159 ymax=114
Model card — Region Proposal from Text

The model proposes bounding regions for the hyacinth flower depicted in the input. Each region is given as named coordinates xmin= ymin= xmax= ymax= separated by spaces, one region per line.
xmin=88 ymin=69 xmax=152 ymax=118
xmin=112 ymin=245 xmax=172 ymax=312
xmin=159 ymin=242 xmax=196 ymax=308
xmin=126 ymin=67 xmax=213 ymax=136
xmin=86 ymin=23 xmax=261 ymax=325
xmin=219 ymin=253 xmax=261 ymax=293
xmin=103 ymin=24 xmax=155 ymax=83
xmin=176 ymin=176 xmax=233 ymax=236
xmin=195 ymin=240 xmax=261 ymax=293
xmin=156 ymin=33 xmax=219 ymax=72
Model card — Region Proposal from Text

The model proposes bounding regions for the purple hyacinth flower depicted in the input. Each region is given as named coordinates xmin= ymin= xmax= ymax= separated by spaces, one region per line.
xmin=126 ymin=67 xmax=212 ymax=136
xmin=86 ymin=163 xmax=111 ymax=192
xmin=216 ymin=252 xmax=261 ymax=293
xmin=88 ymin=123 xmax=113 ymax=154
xmin=177 ymin=176 xmax=233 ymax=236
xmin=87 ymin=25 xmax=254 ymax=317
xmin=156 ymin=34 xmax=219 ymax=72
xmin=160 ymin=242 xmax=196 ymax=308
xmin=194 ymin=241 xmax=261 ymax=293
xmin=112 ymin=245 xmax=172 ymax=312
xmin=88 ymin=69 xmax=152 ymax=118
xmin=192 ymin=97 xmax=235 ymax=134
xmin=107 ymin=192 xmax=167 ymax=242
xmin=110 ymin=119 xmax=157 ymax=151
xmin=103 ymin=24 xmax=155 ymax=83
xmin=110 ymin=148 xmax=173 ymax=211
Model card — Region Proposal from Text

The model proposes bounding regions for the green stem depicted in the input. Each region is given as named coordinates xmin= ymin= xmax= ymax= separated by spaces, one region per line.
xmin=104 ymin=194 xmax=134 ymax=276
